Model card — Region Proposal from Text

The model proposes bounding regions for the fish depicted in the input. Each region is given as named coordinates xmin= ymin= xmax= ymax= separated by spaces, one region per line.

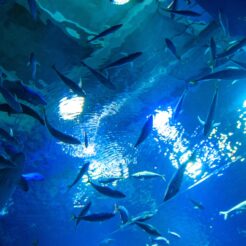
xmin=0 ymin=85 xmax=23 ymax=113
xmin=103 ymin=52 xmax=143 ymax=69
xmin=89 ymin=180 xmax=126 ymax=198
xmin=43 ymin=110 xmax=81 ymax=145
xmin=67 ymin=162 xmax=90 ymax=190
xmin=230 ymin=59 xmax=246 ymax=70
xmin=168 ymin=230 xmax=181 ymax=239
xmin=114 ymin=204 xmax=129 ymax=224
xmin=81 ymin=61 xmax=116 ymax=90
xmin=167 ymin=0 xmax=178 ymax=19
xmin=99 ymin=177 xmax=124 ymax=184
xmin=131 ymin=210 xmax=157 ymax=223
xmin=152 ymin=236 xmax=170 ymax=245
xmin=165 ymin=38 xmax=180 ymax=60
xmin=27 ymin=0 xmax=38 ymax=20
xmin=21 ymin=173 xmax=44 ymax=181
xmin=84 ymin=130 xmax=88 ymax=148
xmin=0 ymin=152 xmax=26 ymax=209
xmin=72 ymin=201 xmax=92 ymax=227
xmin=134 ymin=115 xmax=153 ymax=148
xmin=0 ymin=155 xmax=16 ymax=170
xmin=209 ymin=37 xmax=217 ymax=70
xmin=162 ymin=8 xmax=202 ymax=17
xmin=80 ymin=212 xmax=115 ymax=222
xmin=219 ymin=200 xmax=246 ymax=220
xmin=131 ymin=171 xmax=166 ymax=181
xmin=218 ymin=8 xmax=229 ymax=36
xmin=0 ymin=103 xmax=45 ymax=125
xmin=52 ymin=65 xmax=86 ymax=97
xmin=198 ymin=87 xmax=220 ymax=136
xmin=0 ymin=127 xmax=18 ymax=145
xmin=27 ymin=52 xmax=39 ymax=80
xmin=216 ymin=38 xmax=246 ymax=59
xmin=190 ymin=198 xmax=204 ymax=210
xmin=99 ymin=238 xmax=115 ymax=246
xmin=172 ymin=89 xmax=187 ymax=121
xmin=135 ymin=221 xmax=162 ymax=237
xmin=87 ymin=24 xmax=123 ymax=43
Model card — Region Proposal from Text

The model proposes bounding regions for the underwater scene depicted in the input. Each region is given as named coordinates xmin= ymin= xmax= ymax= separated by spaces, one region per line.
xmin=0 ymin=0 xmax=246 ymax=245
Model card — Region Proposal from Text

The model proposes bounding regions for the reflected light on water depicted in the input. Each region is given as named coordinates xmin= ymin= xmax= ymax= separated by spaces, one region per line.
xmin=111 ymin=0 xmax=130 ymax=5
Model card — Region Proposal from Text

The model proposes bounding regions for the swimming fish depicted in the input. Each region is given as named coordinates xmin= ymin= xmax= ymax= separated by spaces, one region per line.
xmin=172 ymin=89 xmax=187 ymax=121
xmin=87 ymin=24 xmax=123 ymax=43
xmin=219 ymin=200 xmax=246 ymax=220
xmin=131 ymin=171 xmax=166 ymax=181
xmin=27 ymin=52 xmax=39 ymax=80
xmin=103 ymin=52 xmax=143 ymax=69
xmin=168 ymin=230 xmax=181 ymax=239
xmin=152 ymin=236 xmax=170 ymax=245
xmin=27 ymin=0 xmax=38 ymax=20
xmin=80 ymin=212 xmax=116 ymax=222
xmin=190 ymin=198 xmax=205 ymax=210
xmin=134 ymin=115 xmax=153 ymax=148
xmin=99 ymin=177 xmax=124 ymax=184
xmin=165 ymin=38 xmax=180 ymax=60
xmin=52 ymin=65 xmax=86 ymax=97
xmin=43 ymin=110 xmax=81 ymax=145
xmin=230 ymin=59 xmax=246 ymax=70
xmin=21 ymin=172 xmax=44 ymax=181
xmin=0 ymin=127 xmax=18 ymax=145
xmin=162 ymin=8 xmax=201 ymax=17
xmin=0 ymin=103 xmax=45 ymax=125
xmin=198 ymin=87 xmax=220 ymax=136
xmin=114 ymin=204 xmax=129 ymax=224
xmin=67 ymin=162 xmax=90 ymax=190
xmin=99 ymin=238 xmax=115 ymax=246
xmin=209 ymin=37 xmax=217 ymax=70
xmin=72 ymin=200 xmax=92 ymax=226
xmin=131 ymin=210 xmax=157 ymax=223
xmin=84 ymin=131 xmax=88 ymax=148
xmin=81 ymin=61 xmax=116 ymax=90
xmin=89 ymin=180 xmax=126 ymax=198
xmin=135 ymin=221 xmax=162 ymax=237
xmin=218 ymin=8 xmax=229 ymax=36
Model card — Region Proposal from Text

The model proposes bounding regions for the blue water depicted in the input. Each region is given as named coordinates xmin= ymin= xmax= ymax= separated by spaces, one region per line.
xmin=0 ymin=0 xmax=246 ymax=245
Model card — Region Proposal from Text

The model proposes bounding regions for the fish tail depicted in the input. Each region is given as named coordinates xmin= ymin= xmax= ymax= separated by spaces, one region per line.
xmin=219 ymin=211 xmax=228 ymax=220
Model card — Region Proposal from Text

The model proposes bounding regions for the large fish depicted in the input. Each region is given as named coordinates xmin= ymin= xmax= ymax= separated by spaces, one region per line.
xmin=67 ymin=162 xmax=90 ymax=190
xmin=0 ymin=152 xmax=27 ymax=209
xmin=80 ymin=212 xmax=115 ymax=222
xmin=43 ymin=110 xmax=81 ymax=145
xmin=89 ymin=180 xmax=126 ymax=198
xmin=165 ymin=38 xmax=180 ymax=60
xmin=81 ymin=61 xmax=116 ymax=90
xmin=87 ymin=24 xmax=123 ymax=43
xmin=134 ymin=115 xmax=153 ymax=148
xmin=52 ymin=65 xmax=86 ymax=97
xmin=219 ymin=200 xmax=246 ymax=220
xmin=72 ymin=201 xmax=92 ymax=227
xmin=135 ymin=221 xmax=162 ymax=237
xmin=103 ymin=52 xmax=143 ymax=69
xmin=131 ymin=171 xmax=166 ymax=181
xmin=198 ymin=87 xmax=220 ymax=136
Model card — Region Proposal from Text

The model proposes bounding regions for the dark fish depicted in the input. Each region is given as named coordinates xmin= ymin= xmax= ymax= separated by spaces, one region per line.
xmin=87 ymin=24 xmax=123 ymax=43
xmin=84 ymin=131 xmax=88 ymax=148
xmin=135 ymin=221 xmax=162 ymax=237
xmin=103 ymin=52 xmax=143 ymax=69
xmin=67 ymin=162 xmax=90 ymax=189
xmin=89 ymin=180 xmax=126 ymax=198
xmin=43 ymin=110 xmax=81 ymax=145
xmin=0 ymin=127 xmax=18 ymax=145
xmin=52 ymin=65 xmax=86 ymax=97
xmin=27 ymin=52 xmax=39 ymax=80
xmin=115 ymin=204 xmax=129 ymax=224
xmin=27 ymin=0 xmax=38 ymax=20
xmin=165 ymin=38 xmax=180 ymax=60
xmin=216 ymin=38 xmax=246 ymax=59
xmin=198 ymin=87 xmax=219 ymax=136
xmin=172 ymin=89 xmax=187 ymax=121
xmin=0 ymin=103 xmax=45 ymax=125
xmin=190 ymin=198 xmax=205 ymax=210
xmin=209 ymin=37 xmax=217 ymax=69
xmin=73 ymin=201 xmax=92 ymax=227
xmin=134 ymin=115 xmax=153 ymax=148
xmin=162 ymin=8 xmax=201 ymax=17
xmin=99 ymin=177 xmax=124 ymax=184
xmin=81 ymin=61 xmax=116 ymax=90
xmin=81 ymin=212 xmax=115 ymax=222
xmin=0 ymin=86 xmax=22 ymax=113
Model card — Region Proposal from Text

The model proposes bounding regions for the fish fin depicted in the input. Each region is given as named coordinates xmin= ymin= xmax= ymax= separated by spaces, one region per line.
xmin=19 ymin=176 xmax=29 ymax=192
xmin=213 ymin=122 xmax=221 ymax=127
xmin=197 ymin=116 xmax=205 ymax=125
xmin=219 ymin=211 xmax=228 ymax=220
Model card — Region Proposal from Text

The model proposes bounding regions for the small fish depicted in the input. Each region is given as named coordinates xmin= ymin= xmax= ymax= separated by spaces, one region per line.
xmin=131 ymin=210 xmax=157 ymax=223
xmin=99 ymin=177 xmax=124 ymax=184
xmin=168 ymin=230 xmax=181 ymax=239
xmin=43 ymin=110 xmax=81 ymax=145
xmin=114 ymin=204 xmax=129 ymax=224
xmin=72 ymin=201 xmax=92 ymax=227
xmin=152 ymin=236 xmax=170 ymax=245
xmin=0 ymin=127 xmax=18 ymax=145
xmin=0 ymin=103 xmax=45 ymax=125
xmin=172 ymin=89 xmax=187 ymax=121
xmin=209 ymin=37 xmax=217 ymax=70
xmin=131 ymin=171 xmax=166 ymax=181
xmin=99 ymin=238 xmax=115 ymax=246
xmin=218 ymin=8 xmax=229 ymax=36
xmin=27 ymin=0 xmax=38 ymax=20
xmin=135 ymin=221 xmax=162 ymax=237
xmin=103 ymin=52 xmax=143 ymax=69
xmin=52 ymin=65 xmax=86 ymax=97
xmin=87 ymin=24 xmax=123 ymax=43
xmin=67 ymin=162 xmax=90 ymax=190
xmin=190 ymin=198 xmax=205 ymax=210
xmin=84 ymin=131 xmax=88 ymax=148
xmin=89 ymin=180 xmax=126 ymax=198
xmin=80 ymin=212 xmax=115 ymax=222
xmin=27 ymin=52 xmax=39 ymax=80
xmin=219 ymin=200 xmax=246 ymax=220
xmin=198 ymin=87 xmax=220 ymax=136
xmin=134 ymin=115 xmax=153 ymax=148
xmin=165 ymin=38 xmax=180 ymax=60
xmin=21 ymin=173 xmax=44 ymax=181
xmin=81 ymin=61 xmax=116 ymax=90
xmin=162 ymin=8 xmax=201 ymax=17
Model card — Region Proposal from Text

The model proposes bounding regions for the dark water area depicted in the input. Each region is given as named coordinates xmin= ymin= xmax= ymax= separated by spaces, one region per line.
xmin=0 ymin=0 xmax=246 ymax=245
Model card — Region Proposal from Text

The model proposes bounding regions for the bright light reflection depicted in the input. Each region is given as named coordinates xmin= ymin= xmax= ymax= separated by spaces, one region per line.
xmin=111 ymin=0 xmax=130 ymax=5
xmin=243 ymin=100 xmax=246 ymax=108
xmin=59 ymin=96 xmax=84 ymax=120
